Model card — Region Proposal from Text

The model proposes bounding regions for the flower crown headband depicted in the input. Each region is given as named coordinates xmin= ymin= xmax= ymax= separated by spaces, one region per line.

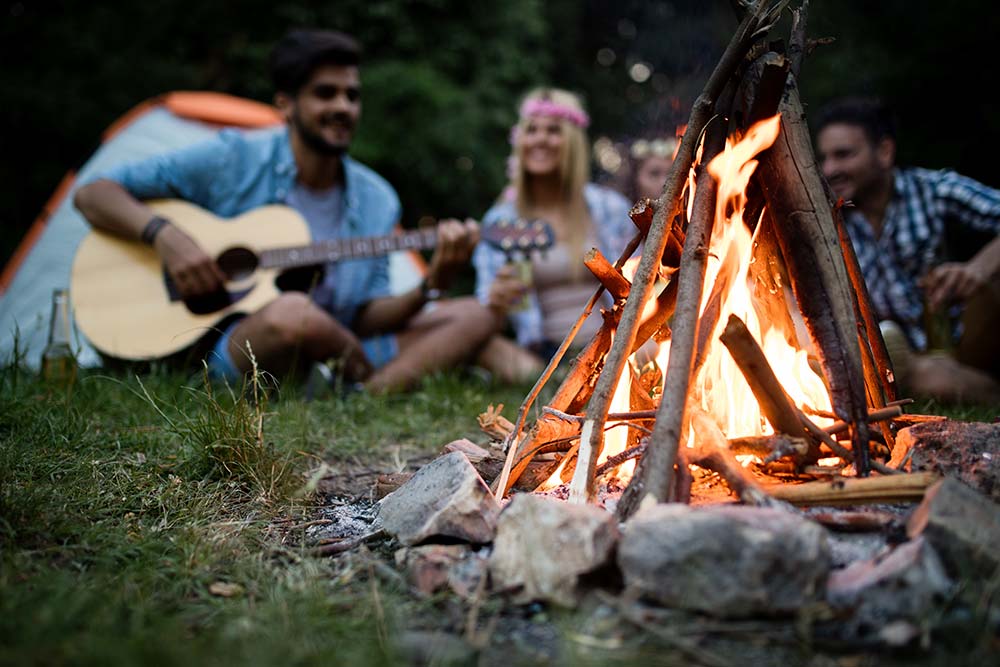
xmin=509 ymin=98 xmax=591 ymax=147
xmin=630 ymin=137 xmax=678 ymax=160
xmin=518 ymin=98 xmax=591 ymax=129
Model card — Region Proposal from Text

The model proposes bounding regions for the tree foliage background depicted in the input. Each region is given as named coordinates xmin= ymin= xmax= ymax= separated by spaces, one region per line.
xmin=3 ymin=0 xmax=998 ymax=270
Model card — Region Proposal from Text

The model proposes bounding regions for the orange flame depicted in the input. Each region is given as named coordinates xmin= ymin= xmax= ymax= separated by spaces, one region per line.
xmin=541 ymin=114 xmax=837 ymax=494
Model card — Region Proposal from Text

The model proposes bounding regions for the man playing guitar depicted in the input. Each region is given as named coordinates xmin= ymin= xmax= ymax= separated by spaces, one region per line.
xmin=73 ymin=28 xmax=494 ymax=392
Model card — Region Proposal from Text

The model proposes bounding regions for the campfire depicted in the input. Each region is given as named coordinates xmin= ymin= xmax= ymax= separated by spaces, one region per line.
xmin=362 ymin=0 xmax=1000 ymax=651
xmin=486 ymin=6 xmax=914 ymax=518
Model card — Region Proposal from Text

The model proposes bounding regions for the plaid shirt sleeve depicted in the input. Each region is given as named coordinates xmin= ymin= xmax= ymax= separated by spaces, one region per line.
xmin=931 ymin=168 xmax=1000 ymax=235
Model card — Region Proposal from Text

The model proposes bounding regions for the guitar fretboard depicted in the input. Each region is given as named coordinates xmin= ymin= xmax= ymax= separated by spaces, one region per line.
xmin=259 ymin=228 xmax=439 ymax=269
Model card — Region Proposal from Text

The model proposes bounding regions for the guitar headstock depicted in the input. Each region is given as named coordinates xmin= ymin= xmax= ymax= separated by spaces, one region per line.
xmin=481 ymin=218 xmax=555 ymax=258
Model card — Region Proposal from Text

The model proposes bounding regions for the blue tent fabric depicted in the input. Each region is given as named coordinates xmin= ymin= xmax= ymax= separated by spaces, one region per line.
xmin=0 ymin=104 xmax=423 ymax=369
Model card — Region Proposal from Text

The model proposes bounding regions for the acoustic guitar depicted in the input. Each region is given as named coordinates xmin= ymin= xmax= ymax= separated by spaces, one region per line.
xmin=71 ymin=199 xmax=553 ymax=361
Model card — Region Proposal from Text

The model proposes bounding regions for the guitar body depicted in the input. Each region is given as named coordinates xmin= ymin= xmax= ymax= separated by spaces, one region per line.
xmin=71 ymin=200 xmax=311 ymax=361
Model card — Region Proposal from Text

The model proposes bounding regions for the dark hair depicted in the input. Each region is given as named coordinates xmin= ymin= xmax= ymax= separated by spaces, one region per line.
xmin=812 ymin=96 xmax=898 ymax=146
xmin=270 ymin=29 xmax=362 ymax=95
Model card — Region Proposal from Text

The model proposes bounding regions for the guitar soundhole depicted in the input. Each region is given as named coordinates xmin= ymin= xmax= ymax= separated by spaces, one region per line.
xmin=185 ymin=290 xmax=234 ymax=315
xmin=217 ymin=247 xmax=258 ymax=281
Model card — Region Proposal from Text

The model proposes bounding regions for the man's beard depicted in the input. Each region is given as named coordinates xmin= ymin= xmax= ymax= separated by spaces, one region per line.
xmin=291 ymin=109 xmax=352 ymax=156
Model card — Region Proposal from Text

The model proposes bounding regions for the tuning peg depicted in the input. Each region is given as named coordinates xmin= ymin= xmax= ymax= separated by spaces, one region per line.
xmin=501 ymin=238 xmax=513 ymax=251
xmin=515 ymin=219 xmax=526 ymax=230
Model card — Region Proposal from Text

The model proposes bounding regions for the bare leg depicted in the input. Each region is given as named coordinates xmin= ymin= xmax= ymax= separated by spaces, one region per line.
xmin=955 ymin=281 xmax=1000 ymax=377
xmin=365 ymin=297 xmax=495 ymax=393
xmin=909 ymin=352 xmax=1000 ymax=405
xmin=226 ymin=292 xmax=373 ymax=381
xmin=475 ymin=335 xmax=545 ymax=385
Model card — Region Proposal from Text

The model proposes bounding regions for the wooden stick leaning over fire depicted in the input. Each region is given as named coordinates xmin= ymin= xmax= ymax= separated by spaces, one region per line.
xmin=504 ymin=1 xmax=784 ymax=503
xmin=725 ymin=0 xmax=873 ymax=476
xmin=594 ymin=1 xmax=787 ymax=514
xmin=494 ymin=205 xmax=682 ymax=497
xmin=755 ymin=78 xmax=872 ymax=475
xmin=597 ymin=115 xmax=729 ymax=510
xmin=832 ymin=201 xmax=899 ymax=451
xmin=492 ymin=231 xmax=641 ymax=499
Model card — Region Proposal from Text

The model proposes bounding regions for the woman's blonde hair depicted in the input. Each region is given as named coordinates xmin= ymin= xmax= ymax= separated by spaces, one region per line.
xmin=511 ymin=87 xmax=592 ymax=272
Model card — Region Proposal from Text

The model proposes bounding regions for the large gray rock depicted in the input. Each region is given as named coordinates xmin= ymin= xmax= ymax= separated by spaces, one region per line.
xmin=378 ymin=451 xmax=500 ymax=545
xmin=907 ymin=476 xmax=1000 ymax=580
xmin=490 ymin=494 xmax=620 ymax=607
xmin=825 ymin=536 xmax=953 ymax=647
xmin=891 ymin=420 xmax=1000 ymax=502
xmin=618 ymin=504 xmax=830 ymax=617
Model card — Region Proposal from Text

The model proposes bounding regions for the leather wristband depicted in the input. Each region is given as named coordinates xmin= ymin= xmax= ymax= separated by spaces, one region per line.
xmin=141 ymin=215 xmax=171 ymax=245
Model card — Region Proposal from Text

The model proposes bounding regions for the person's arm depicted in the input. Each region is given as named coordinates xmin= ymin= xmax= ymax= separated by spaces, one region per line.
xmin=73 ymin=175 xmax=227 ymax=298
xmin=353 ymin=218 xmax=479 ymax=336
xmin=921 ymin=171 xmax=1000 ymax=311
xmin=924 ymin=233 xmax=1000 ymax=312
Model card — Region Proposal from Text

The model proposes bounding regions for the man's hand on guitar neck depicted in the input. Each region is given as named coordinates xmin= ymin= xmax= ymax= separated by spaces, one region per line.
xmin=425 ymin=218 xmax=479 ymax=291
xmin=154 ymin=222 xmax=227 ymax=298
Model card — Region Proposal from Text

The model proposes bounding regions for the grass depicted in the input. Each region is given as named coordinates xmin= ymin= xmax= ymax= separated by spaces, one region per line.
xmin=1 ymin=358 xmax=996 ymax=667
xmin=0 ymin=360 xmax=529 ymax=666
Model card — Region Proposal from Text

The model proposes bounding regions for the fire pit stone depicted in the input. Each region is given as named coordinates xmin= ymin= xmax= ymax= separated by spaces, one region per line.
xmin=490 ymin=494 xmax=620 ymax=607
xmin=618 ymin=503 xmax=830 ymax=617
xmin=378 ymin=451 xmax=500 ymax=546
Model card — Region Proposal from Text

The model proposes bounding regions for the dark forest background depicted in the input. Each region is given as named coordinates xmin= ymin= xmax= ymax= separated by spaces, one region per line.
xmin=3 ymin=0 xmax=999 ymax=269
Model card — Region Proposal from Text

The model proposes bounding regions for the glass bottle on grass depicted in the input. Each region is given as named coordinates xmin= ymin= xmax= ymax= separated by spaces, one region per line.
xmin=41 ymin=288 xmax=77 ymax=386
xmin=922 ymin=295 xmax=955 ymax=353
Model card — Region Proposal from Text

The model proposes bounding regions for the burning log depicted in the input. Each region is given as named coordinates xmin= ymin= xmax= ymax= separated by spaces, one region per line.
xmin=754 ymin=72 xmax=872 ymax=475
xmin=832 ymin=201 xmax=899 ymax=455
xmin=764 ymin=471 xmax=939 ymax=507
xmin=728 ymin=434 xmax=809 ymax=461
xmin=718 ymin=313 xmax=813 ymax=445
xmin=687 ymin=407 xmax=777 ymax=507
xmin=584 ymin=248 xmax=631 ymax=301
xmin=824 ymin=405 xmax=903 ymax=437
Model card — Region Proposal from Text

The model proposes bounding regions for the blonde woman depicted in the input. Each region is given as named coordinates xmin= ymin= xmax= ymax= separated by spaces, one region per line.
xmin=474 ymin=88 xmax=634 ymax=377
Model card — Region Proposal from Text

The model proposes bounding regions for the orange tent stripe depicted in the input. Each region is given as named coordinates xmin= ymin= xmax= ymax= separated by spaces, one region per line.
xmin=164 ymin=91 xmax=283 ymax=128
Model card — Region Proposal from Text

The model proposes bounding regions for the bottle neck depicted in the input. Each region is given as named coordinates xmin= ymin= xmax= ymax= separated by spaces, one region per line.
xmin=47 ymin=290 xmax=72 ymax=347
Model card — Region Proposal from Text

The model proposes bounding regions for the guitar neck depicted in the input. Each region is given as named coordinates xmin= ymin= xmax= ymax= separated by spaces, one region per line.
xmin=259 ymin=227 xmax=439 ymax=269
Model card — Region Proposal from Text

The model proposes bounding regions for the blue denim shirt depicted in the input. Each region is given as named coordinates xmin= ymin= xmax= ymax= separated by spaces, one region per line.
xmin=473 ymin=183 xmax=635 ymax=347
xmin=97 ymin=126 xmax=401 ymax=332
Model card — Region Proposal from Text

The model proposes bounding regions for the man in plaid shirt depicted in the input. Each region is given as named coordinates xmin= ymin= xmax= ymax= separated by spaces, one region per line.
xmin=814 ymin=96 xmax=1000 ymax=403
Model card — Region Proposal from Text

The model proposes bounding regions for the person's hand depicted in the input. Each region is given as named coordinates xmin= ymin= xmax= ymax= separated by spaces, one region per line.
xmin=487 ymin=264 xmax=529 ymax=314
xmin=426 ymin=218 xmax=479 ymax=290
xmin=154 ymin=223 xmax=227 ymax=298
xmin=921 ymin=261 xmax=989 ymax=313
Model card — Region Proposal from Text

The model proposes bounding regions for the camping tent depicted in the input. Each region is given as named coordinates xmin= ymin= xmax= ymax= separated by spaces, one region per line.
xmin=0 ymin=92 xmax=424 ymax=369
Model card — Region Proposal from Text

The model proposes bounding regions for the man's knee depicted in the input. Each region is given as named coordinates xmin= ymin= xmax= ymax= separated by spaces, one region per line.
xmin=255 ymin=292 xmax=323 ymax=348
xmin=442 ymin=297 xmax=495 ymax=337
